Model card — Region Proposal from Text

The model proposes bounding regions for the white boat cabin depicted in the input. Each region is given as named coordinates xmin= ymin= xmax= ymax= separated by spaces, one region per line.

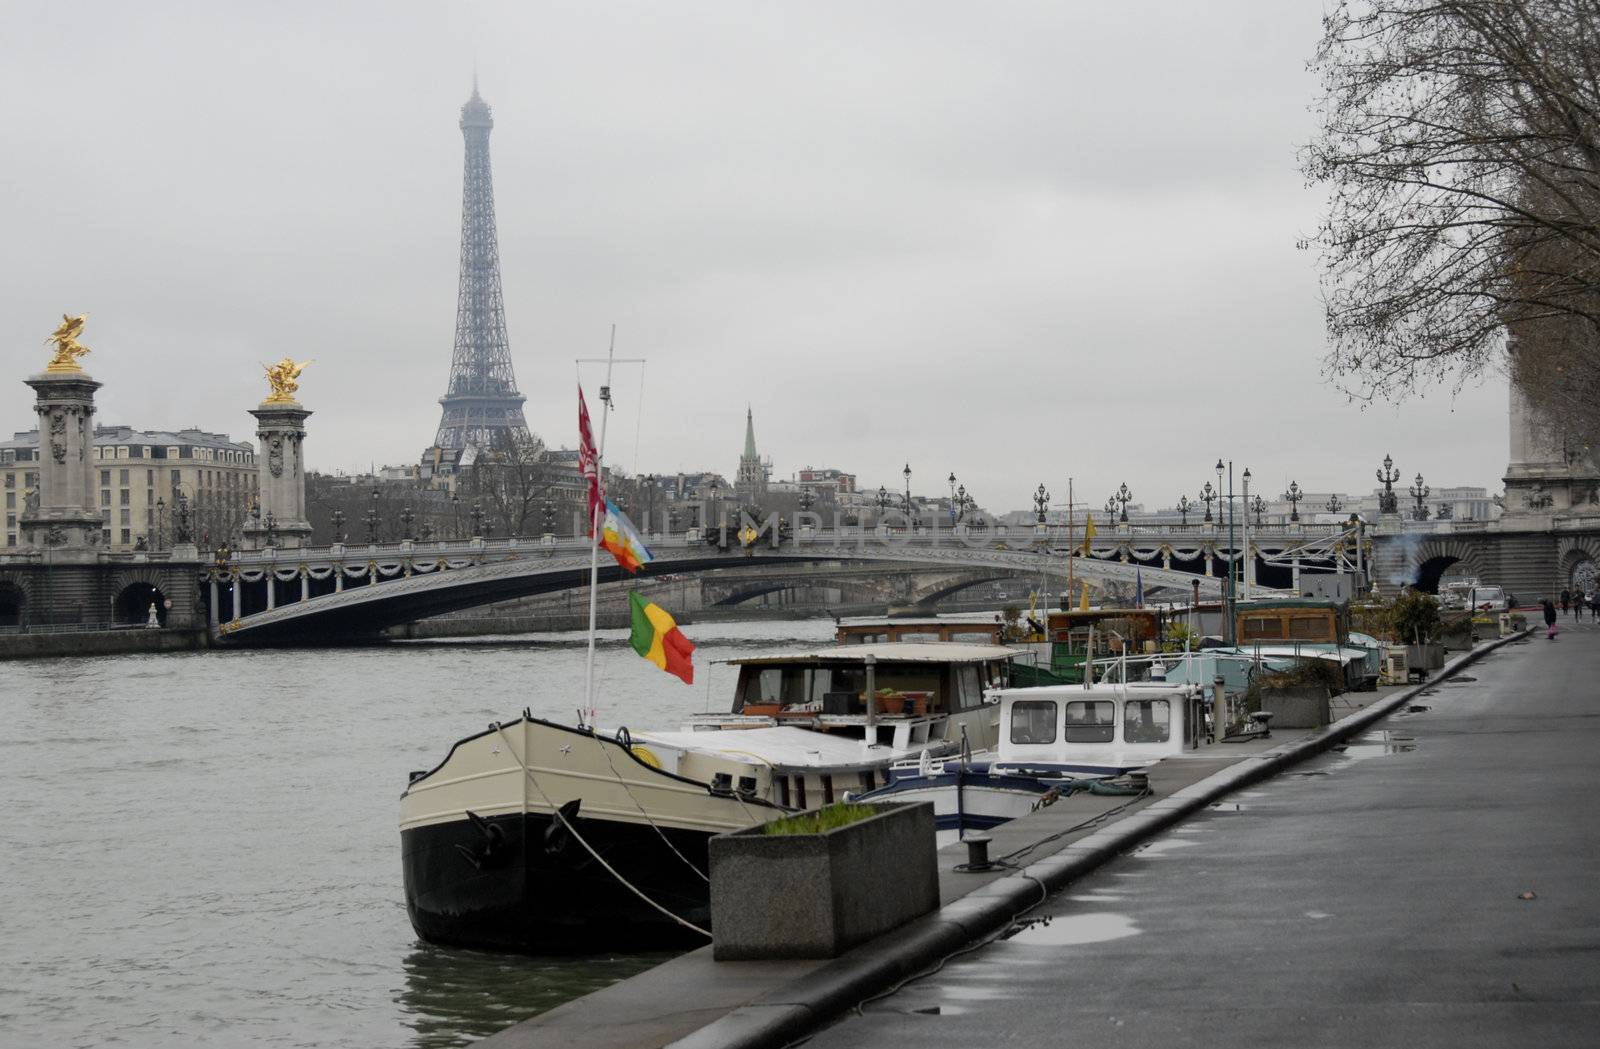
xmin=991 ymin=681 xmax=1209 ymax=778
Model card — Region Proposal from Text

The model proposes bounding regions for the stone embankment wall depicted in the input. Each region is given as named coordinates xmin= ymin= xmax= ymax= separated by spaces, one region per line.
xmin=0 ymin=629 xmax=208 ymax=661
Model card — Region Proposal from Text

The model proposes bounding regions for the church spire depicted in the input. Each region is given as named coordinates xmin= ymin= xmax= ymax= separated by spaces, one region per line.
xmin=736 ymin=407 xmax=767 ymax=507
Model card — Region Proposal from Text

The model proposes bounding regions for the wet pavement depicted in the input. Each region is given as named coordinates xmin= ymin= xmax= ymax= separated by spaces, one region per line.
xmin=804 ymin=625 xmax=1600 ymax=1048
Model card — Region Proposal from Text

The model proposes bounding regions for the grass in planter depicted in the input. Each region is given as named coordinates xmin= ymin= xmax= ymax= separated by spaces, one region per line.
xmin=761 ymin=803 xmax=877 ymax=836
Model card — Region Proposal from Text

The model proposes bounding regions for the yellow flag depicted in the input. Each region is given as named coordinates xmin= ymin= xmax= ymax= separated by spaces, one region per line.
xmin=1081 ymin=513 xmax=1096 ymax=556
xmin=1079 ymin=580 xmax=1091 ymax=611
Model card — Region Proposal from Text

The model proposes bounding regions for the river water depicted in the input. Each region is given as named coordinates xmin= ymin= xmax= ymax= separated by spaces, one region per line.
xmin=1 ymin=617 xmax=837 ymax=1048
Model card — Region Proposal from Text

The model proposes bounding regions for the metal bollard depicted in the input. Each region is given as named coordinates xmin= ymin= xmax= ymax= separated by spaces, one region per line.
xmin=963 ymin=833 xmax=993 ymax=871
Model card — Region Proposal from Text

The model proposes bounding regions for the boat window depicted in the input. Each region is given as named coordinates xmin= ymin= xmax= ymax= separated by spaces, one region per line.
xmin=1063 ymin=701 xmax=1115 ymax=743
xmin=1289 ymin=615 xmax=1332 ymax=641
xmin=1010 ymin=701 xmax=1057 ymax=745
xmin=1123 ymin=699 xmax=1171 ymax=743
xmin=956 ymin=666 xmax=984 ymax=710
xmin=1241 ymin=616 xmax=1284 ymax=640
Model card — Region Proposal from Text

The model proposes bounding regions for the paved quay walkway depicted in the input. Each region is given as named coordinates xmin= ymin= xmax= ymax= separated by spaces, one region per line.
xmin=802 ymin=625 xmax=1599 ymax=1049
xmin=481 ymin=644 xmax=1513 ymax=1049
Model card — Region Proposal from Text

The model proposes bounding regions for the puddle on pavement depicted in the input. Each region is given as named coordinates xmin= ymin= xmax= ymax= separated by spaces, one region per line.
xmin=1304 ymin=910 xmax=1332 ymax=920
xmin=1133 ymin=837 xmax=1198 ymax=857
xmin=1207 ymin=801 xmax=1247 ymax=812
xmin=1066 ymin=893 xmax=1126 ymax=903
xmin=1003 ymin=912 xmax=1140 ymax=946
xmin=1334 ymin=730 xmax=1417 ymax=759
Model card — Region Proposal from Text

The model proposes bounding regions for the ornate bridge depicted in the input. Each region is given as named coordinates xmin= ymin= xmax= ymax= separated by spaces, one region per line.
xmin=207 ymin=522 xmax=1329 ymax=642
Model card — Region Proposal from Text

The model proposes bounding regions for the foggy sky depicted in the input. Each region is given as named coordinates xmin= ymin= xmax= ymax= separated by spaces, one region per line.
xmin=0 ymin=1 xmax=1509 ymax=513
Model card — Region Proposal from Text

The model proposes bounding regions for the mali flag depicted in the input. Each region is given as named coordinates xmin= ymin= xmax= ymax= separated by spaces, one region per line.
xmin=629 ymin=592 xmax=695 ymax=684
xmin=601 ymin=500 xmax=653 ymax=573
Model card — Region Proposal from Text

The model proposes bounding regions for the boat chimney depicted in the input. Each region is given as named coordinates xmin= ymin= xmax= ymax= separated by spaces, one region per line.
xmin=864 ymin=652 xmax=877 ymax=743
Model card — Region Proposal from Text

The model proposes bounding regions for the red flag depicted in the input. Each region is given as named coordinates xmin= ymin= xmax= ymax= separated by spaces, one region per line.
xmin=578 ymin=386 xmax=604 ymax=532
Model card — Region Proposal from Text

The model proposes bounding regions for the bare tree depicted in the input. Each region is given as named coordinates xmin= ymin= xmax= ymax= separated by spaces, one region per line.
xmin=1304 ymin=0 xmax=1600 ymax=402
xmin=463 ymin=432 xmax=559 ymax=537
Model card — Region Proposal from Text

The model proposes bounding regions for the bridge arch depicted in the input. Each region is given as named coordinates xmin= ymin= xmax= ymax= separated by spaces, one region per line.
xmin=1411 ymin=538 xmax=1487 ymax=594
xmin=0 ymin=577 xmax=28 ymax=627
xmin=1559 ymin=539 xmax=1600 ymax=595
xmin=110 ymin=569 xmax=169 ymax=627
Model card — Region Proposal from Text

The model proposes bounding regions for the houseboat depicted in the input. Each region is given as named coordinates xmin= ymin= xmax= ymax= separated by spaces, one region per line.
xmin=1010 ymin=607 xmax=1169 ymax=686
xmin=400 ymin=643 xmax=1016 ymax=953
xmin=856 ymin=678 xmax=1209 ymax=845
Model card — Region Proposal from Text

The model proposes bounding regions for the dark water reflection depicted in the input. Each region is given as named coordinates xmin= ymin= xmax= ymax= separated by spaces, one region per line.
xmin=398 ymin=946 xmax=668 ymax=1048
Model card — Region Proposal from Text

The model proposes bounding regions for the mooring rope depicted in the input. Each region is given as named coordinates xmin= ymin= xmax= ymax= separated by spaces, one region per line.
xmin=491 ymin=723 xmax=711 ymax=939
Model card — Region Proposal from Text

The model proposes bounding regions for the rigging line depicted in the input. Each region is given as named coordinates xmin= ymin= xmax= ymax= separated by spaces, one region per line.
xmin=491 ymin=723 xmax=711 ymax=939
xmin=594 ymin=726 xmax=711 ymax=883
xmin=631 ymin=361 xmax=646 ymax=495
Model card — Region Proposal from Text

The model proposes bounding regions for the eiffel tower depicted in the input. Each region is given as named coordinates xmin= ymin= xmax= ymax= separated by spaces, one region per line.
xmin=431 ymin=80 xmax=532 ymax=459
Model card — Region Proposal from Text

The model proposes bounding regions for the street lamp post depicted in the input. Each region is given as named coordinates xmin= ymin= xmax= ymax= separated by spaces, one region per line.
xmin=1218 ymin=459 xmax=1237 ymax=644
xmin=1251 ymin=495 xmax=1266 ymax=526
xmin=330 ymin=508 xmax=346 ymax=545
xmin=1104 ymin=495 xmax=1117 ymax=519
xmin=364 ymin=491 xmax=380 ymax=544
xmin=1241 ymin=468 xmax=1252 ymax=599
xmin=956 ymin=484 xmax=968 ymax=523
xmin=1410 ymin=473 xmax=1431 ymax=520
xmin=1176 ymin=494 xmax=1192 ymax=529
xmin=400 ymin=505 xmax=415 ymax=541
xmin=451 ymin=494 xmax=460 ymax=540
xmin=1377 ymin=454 xmax=1401 ymax=515
xmin=1034 ymin=483 xmax=1050 ymax=524
xmin=903 ymin=463 xmax=912 ymax=510
xmin=1285 ymin=481 xmax=1303 ymax=523
xmin=470 ymin=501 xmax=484 ymax=539
xmin=948 ymin=472 xmax=957 ymax=525
xmin=1326 ymin=494 xmax=1342 ymax=514
xmin=155 ymin=496 xmax=166 ymax=551
xmin=1115 ymin=483 xmax=1132 ymax=524
xmin=1200 ymin=481 xmax=1216 ymax=524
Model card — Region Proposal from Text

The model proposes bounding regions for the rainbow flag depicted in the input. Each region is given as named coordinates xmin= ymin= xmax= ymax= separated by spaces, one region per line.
xmin=601 ymin=500 xmax=652 ymax=573
xmin=629 ymin=592 xmax=695 ymax=684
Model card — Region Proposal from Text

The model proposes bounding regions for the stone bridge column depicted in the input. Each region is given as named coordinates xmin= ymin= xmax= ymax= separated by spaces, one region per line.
xmin=21 ymin=364 xmax=103 ymax=554
xmin=242 ymin=398 xmax=313 ymax=550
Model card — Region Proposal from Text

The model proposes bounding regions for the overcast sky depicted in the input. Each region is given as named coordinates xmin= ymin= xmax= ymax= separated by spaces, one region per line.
xmin=0 ymin=1 xmax=1508 ymax=512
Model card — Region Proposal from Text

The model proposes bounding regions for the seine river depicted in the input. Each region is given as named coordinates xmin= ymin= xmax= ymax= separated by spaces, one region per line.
xmin=1 ymin=618 xmax=837 ymax=1049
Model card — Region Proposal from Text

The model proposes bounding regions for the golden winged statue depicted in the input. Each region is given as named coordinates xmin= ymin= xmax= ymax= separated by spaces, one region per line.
xmin=45 ymin=314 xmax=92 ymax=372
xmin=263 ymin=358 xmax=311 ymax=404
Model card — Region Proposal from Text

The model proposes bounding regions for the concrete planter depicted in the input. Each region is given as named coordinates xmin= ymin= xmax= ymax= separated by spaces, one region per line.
xmin=1257 ymin=684 xmax=1331 ymax=729
xmin=1405 ymin=643 xmax=1445 ymax=670
xmin=707 ymin=802 xmax=938 ymax=960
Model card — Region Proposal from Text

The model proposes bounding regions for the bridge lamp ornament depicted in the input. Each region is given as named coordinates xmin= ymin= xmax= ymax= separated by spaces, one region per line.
xmin=1115 ymin=482 xmax=1132 ymax=524
xmin=400 ymin=505 xmax=416 ymax=541
xmin=1199 ymin=481 xmax=1216 ymax=524
xmin=1034 ymin=483 xmax=1050 ymax=524
xmin=903 ymin=463 xmax=912 ymax=509
xmin=1104 ymin=494 xmax=1117 ymax=518
xmin=1410 ymin=473 xmax=1431 ymax=520
xmin=1326 ymin=494 xmax=1342 ymax=514
xmin=470 ymin=501 xmax=484 ymax=539
xmin=541 ymin=498 xmax=556 ymax=534
xmin=1377 ymin=453 xmax=1401 ymax=514
xmin=1176 ymin=494 xmax=1192 ymax=528
xmin=1284 ymin=481 xmax=1303 ymax=523
xmin=1251 ymin=494 xmax=1267 ymax=527
xmin=330 ymin=509 xmax=346 ymax=545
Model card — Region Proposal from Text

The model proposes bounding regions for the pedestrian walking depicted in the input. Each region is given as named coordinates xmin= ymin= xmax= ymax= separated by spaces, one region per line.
xmin=1543 ymin=598 xmax=1559 ymax=640
xmin=1560 ymin=589 xmax=1570 ymax=615
xmin=1590 ymin=590 xmax=1599 ymax=622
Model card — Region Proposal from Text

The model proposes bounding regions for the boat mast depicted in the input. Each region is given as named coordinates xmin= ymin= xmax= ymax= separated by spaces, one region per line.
xmin=1066 ymin=476 xmax=1075 ymax=610
xmin=581 ymin=330 xmax=617 ymax=727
